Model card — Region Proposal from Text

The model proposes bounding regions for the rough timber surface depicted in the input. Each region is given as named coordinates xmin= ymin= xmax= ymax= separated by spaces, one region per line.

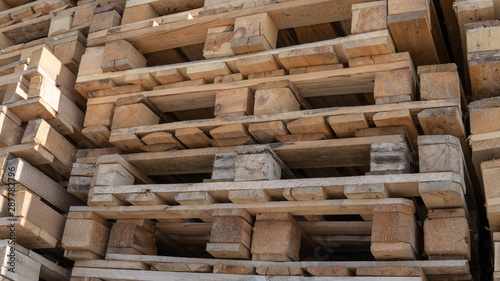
xmin=87 ymin=0 xmax=370 ymax=52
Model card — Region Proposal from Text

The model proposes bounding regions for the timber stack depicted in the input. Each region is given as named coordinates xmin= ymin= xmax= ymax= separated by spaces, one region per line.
xmin=0 ymin=0 xmax=498 ymax=280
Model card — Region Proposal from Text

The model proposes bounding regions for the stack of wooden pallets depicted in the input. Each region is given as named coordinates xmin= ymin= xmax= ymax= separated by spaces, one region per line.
xmin=0 ymin=0 xmax=499 ymax=280
xmin=0 ymin=0 xmax=133 ymax=280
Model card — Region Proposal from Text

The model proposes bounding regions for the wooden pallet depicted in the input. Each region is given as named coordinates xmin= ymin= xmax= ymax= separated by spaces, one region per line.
xmin=85 ymin=0 xmax=448 ymax=71
xmin=56 ymin=134 xmax=476 ymax=269
xmin=71 ymin=256 xmax=471 ymax=280
xmin=0 ymin=239 xmax=70 ymax=281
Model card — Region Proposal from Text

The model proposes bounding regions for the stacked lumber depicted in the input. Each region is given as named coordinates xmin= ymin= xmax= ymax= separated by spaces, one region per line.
xmin=46 ymin=1 xmax=490 ymax=280
xmin=4 ymin=0 xmax=500 ymax=279
xmin=457 ymin=2 xmax=500 ymax=280
xmin=0 ymin=0 xmax=142 ymax=279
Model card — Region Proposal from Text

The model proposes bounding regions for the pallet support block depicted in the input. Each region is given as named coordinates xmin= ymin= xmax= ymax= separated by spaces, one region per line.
xmin=277 ymin=45 xmax=339 ymax=71
xmin=88 ymin=163 xmax=134 ymax=206
xmin=0 ymin=108 xmax=23 ymax=147
xmin=22 ymin=119 xmax=77 ymax=175
xmin=121 ymin=3 xmax=158 ymax=25
xmin=62 ymin=212 xmax=111 ymax=260
xmin=251 ymin=213 xmax=301 ymax=261
xmin=230 ymin=12 xmax=278 ymax=54
xmin=90 ymin=10 xmax=122 ymax=33
xmin=234 ymin=152 xmax=281 ymax=182
xmin=101 ymin=40 xmax=146 ymax=72
xmin=211 ymin=152 xmax=237 ymax=181
xmin=248 ymin=121 xmax=289 ymax=143
xmin=111 ymin=103 xmax=160 ymax=130
xmin=254 ymin=87 xmax=300 ymax=116
xmin=374 ymin=69 xmax=415 ymax=104
xmin=418 ymin=135 xmax=463 ymax=175
xmin=423 ymin=208 xmax=470 ymax=260
xmin=351 ymin=1 xmax=387 ymax=34
xmin=369 ymin=142 xmax=411 ymax=175
xmin=370 ymin=203 xmax=418 ymax=260
xmin=327 ymin=113 xmax=369 ymax=138
xmin=203 ymin=25 xmax=235 ymax=59
xmin=107 ymin=220 xmax=158 ymax=255
xmin=206 ymin=209 xmax=253 ymax=259
xmin=214 ymin=88 xmax=254 ymax=117
xmin=387 ymin=0 xmax=448 ymax=66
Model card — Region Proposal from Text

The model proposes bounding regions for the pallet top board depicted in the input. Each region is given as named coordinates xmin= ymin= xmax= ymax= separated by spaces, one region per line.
xmin=109 ymin=98 xmax=459 ymax=137
xmin=105 ymin=135 xmax=406 ymax=175
xmin=87 ymin=0 xmax=370 ymax=52
xmin=87 ymin=53 xmax=402 ymax=113
xmin=69 ymin=197 xmax=415 ymax=219
xmin=92 ymin=171 xmax=463 ymax=204
xmin=84 ymin=255 xmax=470 ymax=276
xmin=79 ymin=30 xmax=394 ymax=96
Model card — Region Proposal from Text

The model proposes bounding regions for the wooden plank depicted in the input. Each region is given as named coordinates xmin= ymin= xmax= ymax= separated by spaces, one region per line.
xmin=107 ymin=135 xmax=406 ymax=175
xmin=92 ymin=171 xmax=463 ymax=209
xmin=84 ymin=54 xmax=404 ymax=110
xmin=4 ymin=158 xmax=83 ymax=211
xmin=21 ymin=119 xmax=77 ymax=169
xmin=93 ymin=253 xmax=471 ymax=276
xmin=11 ymin=191 xmax=66 ymax=240
xmin=72 ymin=268 xmax=424 ymax=281
xmin=70 ymin=198 xmax=415 ymax=220
xmin=88 ymin=0 xmax=380 ymax=52
xmin=388 ymin=0 xmax=448 ymax=66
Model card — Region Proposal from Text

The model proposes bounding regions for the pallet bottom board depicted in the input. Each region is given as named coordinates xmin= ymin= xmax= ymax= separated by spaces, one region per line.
xmin=71 ymin=268 xmax=426 ymax=280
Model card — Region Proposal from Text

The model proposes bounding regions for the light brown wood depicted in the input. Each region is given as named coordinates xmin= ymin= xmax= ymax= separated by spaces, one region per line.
xmin=90 ymin=10 xmax=121 ymax=33
xmin=278 ymin=45 xmax=339 ymax=70
xmin=371 ymin=204 xmax=417 ymax=260
xmin=111 ymin=103 xmax=160 ymax=130
xmin=236 ymin=54 xmax=280 ymax=76
xmin=351 ymin=1 xmax=387 ymax=34
xmin=327 ymin=113 xmax=369 ymax=138
xmin=423 ymin=208 xmax=470 ymax=260
xmin=248 ymin=121 xmax=289 ymax=143
xmin=231 ymin=12 xmax=277 ymax=54
xmin=203 ymin=25 xmax=235 ymax=59
xmin=214 ymin=88 xmax=254 ymax=117
xmin=122 ymin=3 xmax=159 ymax=25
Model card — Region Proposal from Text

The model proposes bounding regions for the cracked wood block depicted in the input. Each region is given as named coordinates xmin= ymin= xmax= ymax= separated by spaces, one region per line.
xmin=418 ymin=64 xmax=461 ymax=101
xmin=234 ymin=152 xmax=281 ymax=181
xmin=248 ymin=121 xmax=289 ymax=143
xmin=107 ymin=219 xmax=157 ymax=255
xmin=101 ymin=40 xmax=146 ymax=72
xmin=230 ymin=12 xmax=277 ymax=54
xmin=203 ymin=25 xmax=234 ymax=59
xmin=327 ymin=113 xmax=369 ymax=138
xmin=418 ymin=135 xmax=463 ymax=175
xmin=111 ymin=103 xmax=160 ymax=130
